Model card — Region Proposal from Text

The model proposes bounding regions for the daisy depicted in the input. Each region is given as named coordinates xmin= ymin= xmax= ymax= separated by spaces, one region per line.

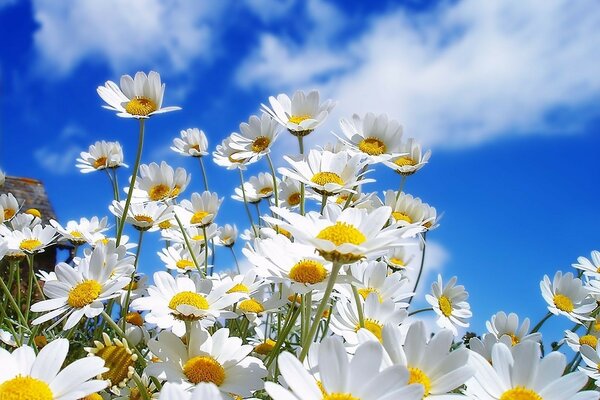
xmin=540 ymin=271 xmax=596 ymax=323
xmin=130 ymin=271 xmax=243 ymax=337
xmin=337 ymin=112 xmax=404 ymax=164
xmin=0 ymin=192 xmax=19 ymax=222
xmin=363 ymin=321 xmax=474 ymax=399
xmin=228 ymin=113 xmax=280 ymax=163
xmin=579 ymin=344 xmax=600 ymax=385
xmin=270 ymin=204 xmax=423 ymax=264
xmin=1 ymin=212 xmax=41 ymax=233
xmin=232 ymin=181 xmax=261 ymax=204
xmin=76 ymin=141 xmax=127 ymax=173
xmin=563 ymin=330 xmax=600 ymax=352
xmin=573 ymin=250 xmax=600 ymax=278
xmin=384 ymin=191 xmax=439 ymax=230
xmin=425 ymin=275 xmax=472 ymax=335
xmin=50 ymin=216 xmax=109 ymax=245
xmin=384 ymin=247 xmax=416 ymax=272
xmin=466 ymin=341 xmax=598 ymax=400
xmin=158 ymin=243 xmax=207 ymax=273
xmin=247 ymin=172 xmax=278 ymax=200
xmin=158 ymin=382 xmax=225 ymax=400
xmin=468 ymin=333 xmax=512 ymax=363
xmin=330 ymin=293 xmax=408 ymax=349
xmin=486 ymin=311 xmax=541 ymax=346
xmin=279 ymin=149 xmax=372 ymax=196
xmin=217 ymin=224 xmax=237 ymax=247
xmin=118 ymin=311 xmax=150 ymax=347
xmin=109 ymin=200 xmax=173 ymax=231
xmin=97 ymin=71 xmax=181 ymax=118
xmin=5 ymin=224 xmax=57 ymax=254
xmin=161 ymin=223 xmax=219 ymax=246
xmin=0 ymin=338 xmax=108 ymax=400
xmin=261 ymin=89 xmax=335 ymax=137
xmin=129 ymin=162 xmax=190 ymax=203
xmin=147 ymin=325 xmax=267 ymax=397
xmin=31 ymin=249 xmax=131 ymax=330
xmin=171 ymin=128 xmax=209 ymax=157
xmin=265 ymin=336 xmax=424 ymax=400
xmin=329 ymin=189 xmax=382 ymax=211
xmin=383 ymin=138 xmax=431 ymax=176
xmin=212 ymin=137 xmax=251 ymax=170
xmin=278 ymin=178 xmax=303 ymax=209
xmin=213 ymin=269 xmax=265 ymax=296
xmin=177 ymin=191 xmax=223 ymax=227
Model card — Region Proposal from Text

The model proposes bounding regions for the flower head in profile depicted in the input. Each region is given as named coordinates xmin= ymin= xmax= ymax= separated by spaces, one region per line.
xmin=5 ymin=224 xmax=57 ymax=255
xmin=486 ymin=311 xmax=541 ymax=346
xmin=0 ymin=192 xmax=20 ymax=223
xmin=171 ymin=128 xmax=209 ymax=157
xmin=425 ymin=275 xmax=472 ymax=335
xmin=110 ymin=200 xmax=173 ymax=232
xmin=383 ymin=138 xmax=431 ymax=176
xmin=212 ymin=137 xmax=251 ymax=170
xmin=540 ymin=271 xmax=596 ymax=323
xmin=0 ymin=338 xmax=108 ymax=400
xmin=97 ymin=71 xmax=180 ymax=118
xmin=176 ymin=191 xmax=223 ymax=227
xmin=262 ymin=89 xmax=335 ymax=136
xmin=50 ymin=216 xmax=109 ymax=245
xmin=217 ymin=224 xmax=237 ymax=247
xmin=228 ymin=113 xmax=281 ymax=163
xmin=129 ymin=161 xmax=190 ymax=203
xmin=384 ymin=191 xmax=439 ymax=230
xmin=76 ymin=141 xmax=127 ymax=173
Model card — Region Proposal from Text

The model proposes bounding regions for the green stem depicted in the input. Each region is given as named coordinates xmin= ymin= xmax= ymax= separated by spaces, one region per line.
xmin=0 ymin=269 xmax=27 ymax=327
xmin=265 ymin=304 xmax=302 ymax=368
xmin=395 ymin=175 xmax=407 ymax=203
xmin=266 ymin=153 xmax=279 ymax=207
xmin=202 ymin=226 xmax=210 ymax=274
xmin=530 ymin=311 xmax=553 ymax=333
xmin=198 ymin=157 xmax=209 ymax=191
xmin=408 ymin=307 xmax=433 ymax=316
xmin=351 ymin=285 xmax=365 ymax=328
xmin=25 ymin=255 xmax=35 ymax=323
xmin=407 ymin=232 xmax=427 ymax=306
xmin=116 ymin=119 xmax=145 ymax=246
xmin=174 ymin=214 xmax=203 ymax=276
xmin=121 ymin=230 xmax=144 ymax=330
xmin=320 ymin=193 xmax=328 ymax=214
xmin=230 ymin=247 xmax=241 ymax=274
xmin=131 ymin=372 xmax=151 ymax=400
xmin=238 ymin=168 xmax=258 ymax=235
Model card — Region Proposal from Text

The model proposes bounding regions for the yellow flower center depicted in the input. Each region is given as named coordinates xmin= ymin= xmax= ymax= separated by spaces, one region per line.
xmin=175 ymin=259 xmax=195 ymax=270
xmin=191 ymin=211 xmax=209 ymax=224
xmin=169 ymin=291 xmax=209 ymax=311
xmin=288 ymin=260 xmax=328 ymax=284
xmin=238 ymin=298 xmax=264 ymax=314
xmin=259 ymin=187 xmax=273 ymax=195
xmin=251 ymin=136 xmax=271 ymax=153
xmin=95 ymin=342 xmax=135 ymax=386
xmin=324 ymin=394 xmax=359 ymax=400
xmin=391 ymin=211 xmax=412 ymax=223
xmin=170 ymin=185 xmax=181 ymax=197
xmin=0 ymin=376 xmax=53 ymax=400
xmin=500 ymin=387 xmax=542 ymax=400
xmin=183 ymin=356 xmax=225 ymax=385
xmin=357 ymin=288 xmax=382 ymax=302
xmin=126 ymin=312 xmax=144 ymax=326
xmin=70 ymin=230 xmax=83 ymax=238
xmin=227 ymin=283 xmax=250 ymax=293
xmin=148 ymin=184 xmax=171 ymax=201
xmin=254 ymin=339 xmax=276 ymax=355
xmin=3 ymin=208 xmax=16 ymax=220
xmin=125 ymin=96 xmax=158 ymax=116
xmin=33 ymin=335 xmax=48 ymax=348
xmin=93 ymin=156 xmax=108 ymax=169
xmin=355 ymin=319 xmax=383 ymax=341
xmin=317 ymin=222 xmax=366 ymax=246
xmin=394 ymin=156 xmax=416 ymax=167
xmin=358 ymin=137 xmax=386 ymax=156
xmin=25 ymin=209 xmax=41 ymax=218
xmin=580 ymin=334 xmax=598 ymax=348
xmin=438 ymin=295 xmax=453 ymax=317
xmin=158 ymin=220 xmax=172 ymax=229
xmin=67 ymin=280 xmax=102 ymax=308
xmin=288 ymin=294 xmax=302 ymax=304
xmin=311 ymin=172 xmax=344 ymax=187
xmin=289 ymin=114 xmax=311 ymax=125
xmin=276 ymin=226 xmax=293 ymax=239
xmin=19 ymin=239 xmax=42 ymax=252
xmin=553 ymin=294 xmax=574 ymax=312
xmin=129 ymin=387 xmax=142 ymax=400
xmin=82 ymin=393 xmax=103 ymax=400
xmin=408 ymin=367 xmax=432 ymax=397
xmin=507 ymin=333 xmax=520 ymax=346
xmin=133 ymin=215 xmax=153 ymax=224
xmin=287 ymin=192 xmax=301 ymax=206
xmin=389 ymin=257 xmax=405 ymax=266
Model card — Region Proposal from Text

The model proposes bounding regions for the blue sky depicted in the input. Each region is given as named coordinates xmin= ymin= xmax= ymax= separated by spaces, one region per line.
xmin=1 ymin=0 xmax=600 ymax=339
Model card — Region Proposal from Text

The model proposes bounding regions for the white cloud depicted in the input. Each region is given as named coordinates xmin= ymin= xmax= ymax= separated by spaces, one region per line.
xmin=237 ymin=0 xmax=600 ymax=148
xmin=244 ymin=0 xmax=296 ymax=23
xmin=31 ymin=0 xmax=226 ymax=77
xmin=33 ymin=124 xmax=86 ymax=175
xmin=404 ymin=239 xmax=450 ymax=299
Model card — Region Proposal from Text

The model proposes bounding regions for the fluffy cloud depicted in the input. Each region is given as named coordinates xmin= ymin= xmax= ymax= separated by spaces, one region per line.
xmin=33 ymin=124 xmax=86 ymax=175
xmin=237 ymin=0 xmax=600 ymax=148
xmin=31 ymin=0 xmax=227 ymax=76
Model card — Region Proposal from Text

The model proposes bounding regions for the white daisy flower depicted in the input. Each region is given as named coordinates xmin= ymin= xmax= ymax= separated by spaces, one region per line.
xmin=330 ymin=293 xmax=408 ymax=349
xmin=171 ymin=128 xmax=209 ymax=157
xmin=384 ymin=247 xmax=416 ymax=272
xmin=247 ymin=172 xmax=278 ymax=200
xmin=579 ymin=344 xmax=600 ymax=385
xmin=158 ymin=382 xmax=225 ymax=400
xmin=0 ymin=192 xmax=20 ymax=222
xmin=278 ymin=178 xmax=303 ymax=209
xmin=261 ymin=89 xmax=335 ymax=137
xmin=425 ymin=275 xmax=472 ymax=335
xmin=337 ymin=112 xmax=404 ymax=164
xmin=128 ymin=161 xmax=190 ymax=203
xmin=161 ymin=223 xmax=219 ymax=247
xmin=212 ymin=137 xmax=251 ymax=170
xmin=130 ymin=271 xmax=243 ymax=337
xmin=1 ymin=212 xmax=41 ymax=233
xmin=265 ymin=336 xmax=424 ymax=400
xmin=213 ymin=269 xmax=265 ymax=296
xmin=279 ymin=149 xmax=372 ymax=196
xmin=217 ymin=224 xmax=238 ymax=247
xmin=109 ymin=200 xmax=173 ymax=231
xmin=270 ymin=204 xmax=423 ymax=264
xmin=0 ymin=338 xmax=108 ymax=400
xmin=5 ymin=224 xmax=56 ymax=254
xmin=147 ymin=325 xmax=267 ymax=397
xmin=540 ymin=271 xmax=596 ymax=323
xmin=50 ymin=216 xmax=109 ymax=245
xmin=31 ymin=247 xmax=131 ymax=330
xmin=383 ymin=138 xmax=431 ymax=176
xmin=232 ymin=181 xmax=261 ymax=204
xmin=318 ymin=140 xmax=349 ymax=153
xmin=81 ymin=240 xmax=136 ymax=278
xmin=76 ymin=141 xmax=127 ymax=173
xmin=469 ymin=333 xmax=513 ymax=364
xmin=228 ymin=113 xmax=281 ymax=163
xmin=119 ymin=311 xmax=150 ymax=347
xmin=486 ymin=311 xmax=541 ymax=346
xmin=97 ymin=71 xmax=181 ymax=118
xmin=466 ymin=341 xmax=598 ymax=400
xmin=563 ymin=330 xmax=600 ymax=352
xmin=384 ymin=191 xmax=439 ymax=230
xmin=177 ymin=191 xmax=223 ymax=227
xmin=158 ymin=243 xmax=207 ymax=273
xmin=329 ymin=188 xmax=382 ymax=211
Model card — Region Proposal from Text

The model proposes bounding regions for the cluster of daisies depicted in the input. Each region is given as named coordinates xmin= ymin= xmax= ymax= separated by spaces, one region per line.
xmin=1 ymin=70 xmax=599 ymax=400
